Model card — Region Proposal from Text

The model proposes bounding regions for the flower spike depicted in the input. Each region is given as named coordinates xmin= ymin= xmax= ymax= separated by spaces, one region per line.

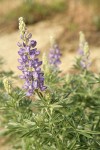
xmin=17 ymin=17 xmax=47 ymax=96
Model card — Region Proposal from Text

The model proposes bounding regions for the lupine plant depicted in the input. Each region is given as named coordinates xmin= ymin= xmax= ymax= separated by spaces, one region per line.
xmin=0 ymin=18 xmax=100 ymax=150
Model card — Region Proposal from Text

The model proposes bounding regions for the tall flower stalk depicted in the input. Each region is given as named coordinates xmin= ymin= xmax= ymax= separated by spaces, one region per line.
xmin=78 ymin=31 xmax=91 ymax=70
xmin=49 ymin=36 xmax=62 ymax=68
xmin=17 ymin=17 xmax=46 ymax=96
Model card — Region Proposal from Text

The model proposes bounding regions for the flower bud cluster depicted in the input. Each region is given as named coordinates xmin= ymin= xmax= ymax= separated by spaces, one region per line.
xmin=42 ymin=53 xmax=51 ymax=75
xmin=19 ymin=17 xmax=26 ymax=36
xmin=78 ymin=31 xmax=91 ymax=69
xmin=3 ymin=77 xmax=12 ymax=94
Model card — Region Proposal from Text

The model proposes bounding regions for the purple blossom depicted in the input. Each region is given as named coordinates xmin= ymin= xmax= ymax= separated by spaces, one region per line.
xmin=49 ymin=44 xmax=62 ymax=67
xmin=17 ymin=32 xmax=46 ymax=96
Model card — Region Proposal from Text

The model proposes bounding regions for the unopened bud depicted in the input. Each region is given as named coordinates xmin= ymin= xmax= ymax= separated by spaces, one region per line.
xmin=3 ymin=77 xmax=12 ymax=94
xmin=42 ymin=53 xmax=48 ymax=66
xmin=50 ymin=35 xmax=56 ymax=47
xmin=18 ymin=17 xmax=26 ymax=35
xmin=79 ymin=31 xmax=85 ymax=48
xmin=42 ymin=53 xmax=50 ymax=74
xmin=84 ymin=42 xmax=89 ymax=55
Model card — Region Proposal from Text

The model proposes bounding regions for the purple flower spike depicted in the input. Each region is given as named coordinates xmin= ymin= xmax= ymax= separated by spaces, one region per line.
xmin=18 ymin=18 xmax=47 ymax=96
xmin=49 ymin=44 xmax=62 ymax=68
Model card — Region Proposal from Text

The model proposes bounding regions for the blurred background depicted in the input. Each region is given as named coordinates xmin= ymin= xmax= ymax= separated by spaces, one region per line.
xmin=0 ymin=0 xmax=100 ymax=149
xmin=0 ymin=0 xmax=100 ymax=75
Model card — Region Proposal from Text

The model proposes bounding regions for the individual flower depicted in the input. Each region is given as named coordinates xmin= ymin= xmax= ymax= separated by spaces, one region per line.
xmin=78 ymin=31 xmax=91 ymax=69
xmin=17 ymin=17 xmax=47 ymax=96
xmin=49 ymin=36 xmax=62 ymax=68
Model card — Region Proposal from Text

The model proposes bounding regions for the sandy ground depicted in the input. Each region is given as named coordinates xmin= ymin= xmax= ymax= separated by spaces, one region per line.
xmin=0 ymin=0 xmax=22 ymax=16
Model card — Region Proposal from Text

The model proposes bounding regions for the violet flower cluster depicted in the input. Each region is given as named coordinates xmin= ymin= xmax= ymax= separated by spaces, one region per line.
xmin=49 ymin=43 xmax=62 ymax=68
xmin=78 ymin=31 xmax=91 ymax=69
xmin=17 ymin=17 xmax=46 ymax=96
